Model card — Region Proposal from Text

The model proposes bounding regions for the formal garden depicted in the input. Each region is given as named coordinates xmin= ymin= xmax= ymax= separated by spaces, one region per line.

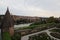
xmin=49 ymin=28 xmax=60 ymax=39
xmin=28 ymin=32 xmax=55 ymax=40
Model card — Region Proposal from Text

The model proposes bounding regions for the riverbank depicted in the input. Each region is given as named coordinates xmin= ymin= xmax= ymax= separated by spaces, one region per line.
xmin=15 ymin=23 xmax=57 ymax=36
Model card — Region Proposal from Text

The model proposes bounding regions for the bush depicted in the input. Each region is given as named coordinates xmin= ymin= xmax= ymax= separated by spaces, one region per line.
xmin=49 ymin=29 xmax=60 ymax=33
xmin=30 ymin=21 xmax=46 ymax=26
xmin=11 ymin=32 xmax=21 ymax=40
xmin=50 ymin=32 xmax=60 ymax=39
xmin=29 ymin=32 xmax=55 ymax=40
xmin=56 ymin=23 xmax=60 ymax=28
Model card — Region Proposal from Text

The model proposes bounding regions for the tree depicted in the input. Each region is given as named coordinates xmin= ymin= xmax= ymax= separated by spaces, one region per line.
xmin=46 ymin=16 xmax=55 ymax=23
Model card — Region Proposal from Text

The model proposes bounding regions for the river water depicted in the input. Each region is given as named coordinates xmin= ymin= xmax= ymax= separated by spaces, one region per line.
xmin=14 ymin=23 xmax=32 ymax=29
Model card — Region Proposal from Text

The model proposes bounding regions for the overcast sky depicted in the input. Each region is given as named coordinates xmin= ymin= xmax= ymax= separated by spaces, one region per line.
xmin=0 ymin=0 xmax=60 ymax=17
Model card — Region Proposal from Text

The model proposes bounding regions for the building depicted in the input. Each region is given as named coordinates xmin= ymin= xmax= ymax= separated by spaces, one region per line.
xmin=1 ymin=8 xmax=14 ymax=37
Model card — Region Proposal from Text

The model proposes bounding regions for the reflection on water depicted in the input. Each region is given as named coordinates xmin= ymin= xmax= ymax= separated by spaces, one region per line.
xmin=14 ymin=23 xmax=32 ymax=29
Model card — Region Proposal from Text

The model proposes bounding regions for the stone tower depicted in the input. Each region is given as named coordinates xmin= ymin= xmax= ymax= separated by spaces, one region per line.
xmin=1 ymin=8 xmax=14 ymax=36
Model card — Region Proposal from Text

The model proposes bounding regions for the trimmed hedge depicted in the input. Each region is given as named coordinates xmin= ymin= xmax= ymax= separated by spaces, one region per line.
xmin=50 ymin=32 xmax=60 ymax=39
xmin=28 ymin=32 xmax=54 ymax=40
xmin=49 ymin=29 xmax=60 ymax=33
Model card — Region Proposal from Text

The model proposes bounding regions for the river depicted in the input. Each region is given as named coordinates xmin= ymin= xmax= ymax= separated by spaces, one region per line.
xmin=14 ymin=23 xmax=32 ymax=29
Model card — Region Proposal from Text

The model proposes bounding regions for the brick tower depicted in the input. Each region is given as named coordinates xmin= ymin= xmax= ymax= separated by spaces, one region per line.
xmin=1 ymin=8 xmax=14 ymax=36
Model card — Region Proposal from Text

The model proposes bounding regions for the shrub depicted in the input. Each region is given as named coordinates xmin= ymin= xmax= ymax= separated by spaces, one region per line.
xmin=11 ymin=32 xmax=21 ymax=40
xmin=29 ymin=32 xmax=55 ymax=40
xmin=50 ymin=32 xmax=60 ymax=39
xmin=30 ymin=21 xmax=46 ymax=26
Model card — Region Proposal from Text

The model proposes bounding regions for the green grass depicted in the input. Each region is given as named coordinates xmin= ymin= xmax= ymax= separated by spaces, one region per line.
xmin=11 ymin=32 xmax=21 ymax=40
xmin=3 ymin=32 xmax=11 ymax=40
xmin=3 ymin=32 xmax=21 ymax=40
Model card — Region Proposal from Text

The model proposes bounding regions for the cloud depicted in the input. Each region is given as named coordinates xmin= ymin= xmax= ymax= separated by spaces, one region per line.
xmin=0 ymin=0 xmax=60 ymax=17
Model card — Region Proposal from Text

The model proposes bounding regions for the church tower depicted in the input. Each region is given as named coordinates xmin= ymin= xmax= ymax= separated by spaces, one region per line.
xmin=1 ymin=8 xmax=14 ymax=36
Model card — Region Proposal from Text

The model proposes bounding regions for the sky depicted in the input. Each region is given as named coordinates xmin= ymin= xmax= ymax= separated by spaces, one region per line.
xmin=0 ymin=0 xmax=60 ymax=17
